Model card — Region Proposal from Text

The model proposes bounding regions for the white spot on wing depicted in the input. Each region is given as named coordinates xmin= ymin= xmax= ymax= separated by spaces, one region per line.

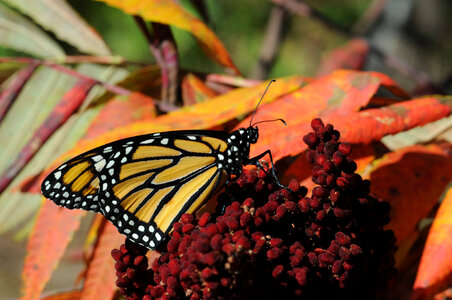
xmin=125 ymin=147 xmax=132 ymax=155
xmin=141 ymin=139 xmax=154 ymax=144
xmin=94 ymin=160 xmax=106 ymax=172
xmin=92 ymin=155 xmax=103 ymax=162
xmin=106 ymin=160 xmax=115 ymax=169
xmin=103 ymin=146 xmax=113 ymax=153
xmin=187 ymin=136 xmax=196 ymax=140
xmin=54 ymin=171 xmax=61 ymax=180
xmin=161 ymin=138 xmax=169 ymax=145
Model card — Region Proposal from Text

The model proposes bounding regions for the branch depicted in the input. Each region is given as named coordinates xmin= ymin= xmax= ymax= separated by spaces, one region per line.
xmin=251 ymin=5 xmax=288 ymax=79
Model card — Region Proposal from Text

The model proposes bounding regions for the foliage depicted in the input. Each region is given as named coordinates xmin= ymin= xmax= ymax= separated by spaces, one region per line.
xmin=0 ymin=0 xmax=451 ymax=299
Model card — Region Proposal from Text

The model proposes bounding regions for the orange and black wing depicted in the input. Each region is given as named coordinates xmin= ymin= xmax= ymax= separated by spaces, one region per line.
xmin=41 ymin=144 xmax=115 ymax=212
xmin=42 ymin=131 xmax=229 ymax=249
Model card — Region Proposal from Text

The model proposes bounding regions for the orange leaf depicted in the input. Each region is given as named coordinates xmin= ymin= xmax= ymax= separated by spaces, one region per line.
xmin=242 ymin=70 xmax=407 ymax=161
xmin=21 ymin=200 xmax=85 ymax=300
xmin=412 ymin=187 xmax=452 ymax=299
xmin=329 ymin=96 xmax=452 ymax=144
xmin=99 ymin=0 xmax=239 ymax=73
xmin=84 ymin=92 xmax=156 ymax=140
xmin=369 ymin=145 xmax=452 ymax=264
xmin=41 ymin=290 xmax=82 ymax=300
xmin=316 ymin=38 xmax=370 ymax=77
xmin=182 ymin=73 xmax=218 ymax=105
xmin=80 ymin=222 xmax=124 ymax=300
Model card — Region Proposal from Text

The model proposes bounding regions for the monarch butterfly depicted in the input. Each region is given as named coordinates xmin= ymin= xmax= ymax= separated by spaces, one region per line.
xmin=41 ymin=81 xmax=287 ymax=250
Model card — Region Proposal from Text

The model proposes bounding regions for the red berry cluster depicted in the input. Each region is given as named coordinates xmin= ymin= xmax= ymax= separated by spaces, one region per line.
xmin=112 ymin=118 xmax=396 ymax=299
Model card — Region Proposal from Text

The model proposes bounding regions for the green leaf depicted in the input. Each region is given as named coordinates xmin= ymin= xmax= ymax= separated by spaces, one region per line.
xmin=0 ymin=2 xmax=64 ymax=57
xmin=4 ymin=0 xmax=111 ymax=55
xmin=0 ymin=64 xmax=129 ymax=234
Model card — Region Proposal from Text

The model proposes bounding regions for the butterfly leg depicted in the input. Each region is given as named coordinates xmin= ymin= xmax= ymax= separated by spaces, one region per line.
xmin=249 ymin=150 xmax=293 ymax=192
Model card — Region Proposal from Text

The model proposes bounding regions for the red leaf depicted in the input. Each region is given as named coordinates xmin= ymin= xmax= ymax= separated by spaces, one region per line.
xmin=369 ymin=145 xmax=452 ymax=264
xmin=21 ymin=200 xmax=85 ymax=300
xmin=329 ymin=96 xmax=452 ymax=144
xmin=0 ymin=80 xmax=96 ymax=194
xmin=80 ymin=222 xmax=124 ymax=300
xmin=316 ymin=38 xmax=370 ymax=76
xmin=412 ymin=187 xmax=452 ymax=299
xmin=243 ymin=70 xmax=407 ymax=161
xmin=0 ymin=62 xmax=39 ymax=121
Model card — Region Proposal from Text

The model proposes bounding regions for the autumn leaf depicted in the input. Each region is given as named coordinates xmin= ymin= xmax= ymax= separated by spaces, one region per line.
xmin=369 ymin=145 xmax=452 ymax=264
xmin=330 ymin=96 xmax=452 ymax=144
xmin=242 ymin=70 xmax=408 ymax=160
xmin=98 ymin=0 xmax=239 ymax=73
xmin=80 ymin=222 xmax=123 ymax=300
xmin=41 ymin=290 xmax=82 ymax=300
xmin=316 ymin=38 xmax=370 ymax=76
xmin=412 ymin=187 xmax=452 ymax=299
xmin=21 ymin=200 xmax=86 ymax=300
xmin=181 ymin=73 xmax=218 ymax=105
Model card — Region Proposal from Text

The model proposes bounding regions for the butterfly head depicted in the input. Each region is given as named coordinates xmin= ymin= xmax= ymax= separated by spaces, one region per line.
xmin=247 ymin=126 xmax=259 ymax=144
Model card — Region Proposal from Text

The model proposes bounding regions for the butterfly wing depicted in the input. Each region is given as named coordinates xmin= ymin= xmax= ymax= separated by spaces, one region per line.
xmin=41 ymin=144 xmax=116 ymax=212
xmin=42 ymin=130 xmax=229 ymax=249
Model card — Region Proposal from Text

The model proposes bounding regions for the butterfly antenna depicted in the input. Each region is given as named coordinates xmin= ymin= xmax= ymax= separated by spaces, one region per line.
xmin=251 ymin=118 xmax=287 ymax=127
xmin=249 ymin=79 xmax=276 ymax=127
